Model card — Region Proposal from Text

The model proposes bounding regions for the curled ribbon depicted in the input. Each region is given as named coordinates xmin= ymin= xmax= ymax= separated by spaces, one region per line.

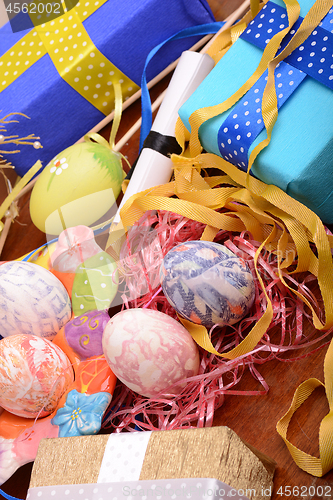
xmin=277 ymin=338 xmax=333 ymax=477
xmin=176 ymin=0 xmax=332 ymax=171
xmin=205 ymin=0 xmax=265 ymax=65
xmin=83 ymin=0 xmax=333 ymax=476
xmin=115 ymin=0 xmax=333 ymax=475
xmin=117 ymin=152 xmax=333 ymax=361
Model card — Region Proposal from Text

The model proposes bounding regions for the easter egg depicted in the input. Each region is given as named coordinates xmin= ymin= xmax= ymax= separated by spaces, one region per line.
xmin=29 ymin=141 xmax=124 ymax=235
xmin=0 ymin=334 xmax=74 ymax=418
xmin=71 ymin=252 xmax=118 ymax=316
xmin=50 ymin=226 xmax=102 ymax=273
xmin=0 ymin=261 xmax=71 ymax=339
xmin=102 ymin=308 xmax=200 ymax=398
xmin=64 ymin=309 xmax=110 ymax=360
xmin=160 ymin=240 xmax=255 ymax=328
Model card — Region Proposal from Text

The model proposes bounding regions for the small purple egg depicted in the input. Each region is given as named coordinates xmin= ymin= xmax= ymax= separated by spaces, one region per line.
xmin=65 ymin=309 xmax=110 ymax=359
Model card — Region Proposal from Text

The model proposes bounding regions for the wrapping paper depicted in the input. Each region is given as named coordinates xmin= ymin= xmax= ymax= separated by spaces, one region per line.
xmin=27 ymin=478 xmax=252 ymax=500
xmin=0 ymin=0 xmax=214 ymax=177
xmin=29 ymin=427 xmax=275 ymax=500
xmin=179 ymin=0 xmax=333 ymax=223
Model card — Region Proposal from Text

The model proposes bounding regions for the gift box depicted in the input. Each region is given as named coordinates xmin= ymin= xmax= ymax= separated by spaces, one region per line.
xmin=178 ymin=0 xmax=333 ymax=224
xmin=28 ymin=427 xmax=275 ymax=500
xmin=0 ymin=0 xmax=215 ymax=177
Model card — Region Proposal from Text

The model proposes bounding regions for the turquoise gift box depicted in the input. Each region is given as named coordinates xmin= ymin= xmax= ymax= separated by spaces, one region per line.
xmin=179 ymin=0 xmax=333 ymax=224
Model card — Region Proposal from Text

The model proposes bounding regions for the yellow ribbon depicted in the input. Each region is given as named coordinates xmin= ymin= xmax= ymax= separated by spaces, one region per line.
xmin=205 ymin=2 xmax=264 ymax=65
xmin=0 ymin=0 xmax=139 ymax=114
xmin=116 ymin=152 xmax=333 ymax=360
xmin=277 ymin=337 xmax=333 ymax=476
xmin=181 ymin=0 xmax=301 ymax=158
xmin=250 ymin=0 xmax=261 ymax=18
xmin=158 ymin=0 xmax=333 ymax=360
xmin=174 ymin=1 xmax=268 ymax=150
xmin=0 ymin=0 xmax=107 ymax=91
xmin=176 ymin=0 xmax=333 ymax=163
xmin=111 ymin=0 xmax=333 ymax=475
xmin=84 ymin=80 xmax=129 ymax=181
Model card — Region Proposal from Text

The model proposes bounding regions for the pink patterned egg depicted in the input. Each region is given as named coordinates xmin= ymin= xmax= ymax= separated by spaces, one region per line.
xmin=0 ymin=334 xmax=74 ymax=418
xmin=102 ymin=308 xmax=200 ymax=398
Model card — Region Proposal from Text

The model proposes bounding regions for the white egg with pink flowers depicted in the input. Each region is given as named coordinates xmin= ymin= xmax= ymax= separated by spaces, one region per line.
xmin=102 ymin=308 xmax=200 ymax=398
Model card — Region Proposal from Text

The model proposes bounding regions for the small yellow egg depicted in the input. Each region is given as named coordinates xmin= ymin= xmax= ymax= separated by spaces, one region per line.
xmin=30 ymin=141 xmax=124 ymax=235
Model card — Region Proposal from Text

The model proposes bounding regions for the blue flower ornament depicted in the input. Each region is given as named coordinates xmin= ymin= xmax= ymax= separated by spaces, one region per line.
xmin=52 ymin=389 xmax=112 ymax=437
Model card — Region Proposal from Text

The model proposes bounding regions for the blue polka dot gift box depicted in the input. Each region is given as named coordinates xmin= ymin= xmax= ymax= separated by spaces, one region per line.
xmin=179 ymin=0 xmax=333 ymax=224
xmin=0 ymin=0 xmax=215 ymax=177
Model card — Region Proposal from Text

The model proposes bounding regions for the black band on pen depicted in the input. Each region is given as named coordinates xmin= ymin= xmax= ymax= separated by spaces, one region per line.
xmin=125 ymin=131 xmax=182 ymax=181
xmin=142 ymin=130 xmax=182 ymax=157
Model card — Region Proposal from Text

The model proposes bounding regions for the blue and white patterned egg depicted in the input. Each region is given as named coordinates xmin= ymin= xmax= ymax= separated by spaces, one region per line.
xmin=160 ymin=240 xmax=255 ymax=328
xmin=0 ymin=261 xmax=71 ymax=339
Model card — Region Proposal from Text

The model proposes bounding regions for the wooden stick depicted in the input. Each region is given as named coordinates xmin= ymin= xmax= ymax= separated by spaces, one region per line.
xmin=81 ymin=0 xmax=250 ymax=142
xmin=14 ymin=91 xmax=167 ymax=200
xmin=200 ymin=0 xmax=251 ymax=54
xmin=75 ymin=36 xmax=213 ymax=142
xmin=14 ymin=174 xmax=38 ymax=200
xmin=0 ymin=214 xmax=13 ymax=257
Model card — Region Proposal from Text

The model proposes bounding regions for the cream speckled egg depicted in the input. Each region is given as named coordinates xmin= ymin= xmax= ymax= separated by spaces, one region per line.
xmin=102 ymin=308 xmax=200 ymax=398
xmin=0 ymin=261 xmax=71 ymax=339
xmin=29 ymin=141 xmax=124 ymax=235
xmin=0 ymin=334 xmax=74 ymax=418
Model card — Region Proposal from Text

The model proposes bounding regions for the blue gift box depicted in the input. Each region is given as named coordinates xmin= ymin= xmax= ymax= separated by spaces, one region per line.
xmin=0 ymin=0 xmax=215 ymax=177
xmin=179 ymin=0 xmax=333 ymax=224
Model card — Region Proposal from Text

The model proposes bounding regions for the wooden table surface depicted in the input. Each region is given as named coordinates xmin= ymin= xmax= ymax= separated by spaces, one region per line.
xmin=2 ymin=1 xmax=333 ymax=499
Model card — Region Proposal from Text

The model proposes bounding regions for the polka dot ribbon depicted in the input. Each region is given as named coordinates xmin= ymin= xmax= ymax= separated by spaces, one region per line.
xmin=180 ymin=0 xmax=332 ymax=166
xmin=0 ymin=0 xmax=139 ymax=115
xmin=242 ymin=1 xmax=333 ymax=89
xmin=218 ymin=1 xmax=333 ymax=168
xmin=0 ymin=0 xmax=101 ymax=88
xmin=217 ymin=62 xmax=306 ymax=168
xmin=26 ymin=479 xmax=245 ymax=500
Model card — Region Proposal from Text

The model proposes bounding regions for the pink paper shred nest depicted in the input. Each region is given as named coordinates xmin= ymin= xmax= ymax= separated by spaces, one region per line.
xmin=100 ymin=210 xmax=333 ymax=432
